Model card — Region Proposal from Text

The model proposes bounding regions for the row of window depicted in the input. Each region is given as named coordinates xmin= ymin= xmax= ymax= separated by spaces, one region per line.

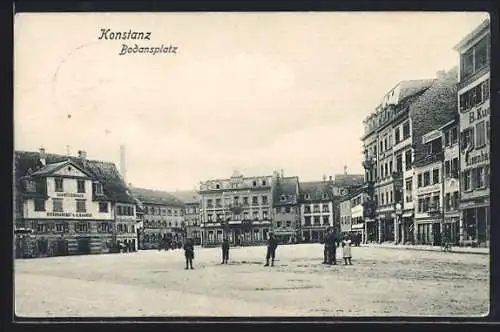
xmin=444 ymin=158 xmax=460 ymax=179
xmin=340 ymin=216 xmax=351 ymax=225
xmin=207 ymin=195 xmax=269 ymax=207
xmin=207 ymin=211 xmax=270 ymax=221
xmin=416 ymin=194 xmax=440 ymax=213
xmin=275 ymin=206 xmax=297 ymax=214
xmin=34 ymin=199 xmax=109 ymax=213
xmin=460 ymin=35 xmax=489 ymax=81
xmin=376 ymin=189 xmax=402 ymax=206
xmin=303 ymin=205 xmax=330 ymax=213
xmin=143 ymin=220 xmax=183 ymax=228
xmin=463 ymin=166 xmax=489 ymax=191
xmin=417 ymin=168 xmax=441 ymax=188
xmin=304 ymin=216 xmax=330 ymax=226
xmin=31 ymin=221 xmax=134 ymax=233
xmin=145 ymin=206 xmax=183 ymax=216
xmin=461 ymin=120 xmax=490 ymax=150
xmin=275 ymin=220 xmax=293 ymax=228
xmin=53 ymin=178 xmax=104 ymax=195
xmin=444 ymin=192 xmax=460 ymax=211
xmin=211 ymin=179 xmax=268 ymax=190
xmin=459 ymin=79 xmax=490 ymax=112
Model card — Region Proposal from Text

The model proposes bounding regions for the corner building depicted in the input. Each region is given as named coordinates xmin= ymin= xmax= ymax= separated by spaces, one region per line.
xmin=199 ymin=172 xmax=273 ymax=247
xmin=454 ymin=19 xmax=490 ymax=247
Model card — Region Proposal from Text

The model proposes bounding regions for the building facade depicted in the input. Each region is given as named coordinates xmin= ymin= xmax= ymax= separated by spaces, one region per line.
xmin=339 ymin=196 xmax=352 ymax=234
xmin=440 ymin=119 xmax=461 ymax=244
xmin=172 ymin=190 xmax=202 ymax=245
xmin=199 ymin=172 xmax=273 ymax=246
xmin=14 ymin=149 xmax=138 ymax=257
xmin=131 ymin=187 xmax=186 ymax=250
xmin=413 ymin=130 xmax=444 ymax=245
xmin=350 ymin=190 xmax=367 ymax=240
xmin=272 ymin=174 xmax=300 ymax=244
xmin=455 ymin=19 xmax=490 ymax=247
xmin=299 ymin=180 xmax=334 ymax=243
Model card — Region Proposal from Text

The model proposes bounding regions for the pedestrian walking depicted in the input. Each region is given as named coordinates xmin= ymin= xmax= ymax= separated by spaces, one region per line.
xmin=183 ymin=237 xmax=195 ymax=270
xmin=342 ymin=235 xmax=353 ymax=265
xmin=221 ymin=237 xmax=230 ymax=264
xmin=264 ymin=232 xmax=278 ymax=267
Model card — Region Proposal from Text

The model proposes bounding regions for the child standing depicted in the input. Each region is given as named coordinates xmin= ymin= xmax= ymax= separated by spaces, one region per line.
xmin=342 ymin=235 xmax=353 ymax=265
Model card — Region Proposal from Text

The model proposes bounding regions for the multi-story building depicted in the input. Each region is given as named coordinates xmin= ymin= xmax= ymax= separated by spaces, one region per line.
xmin=349 ymin=189 xmax=367 ymax=241
xmin=339 ymin=196 xmax=352 ymax=234
xmin=454 ymin=19 xmax=490 ymax=247
xmin=14 ymin=148 xmax=138 ymax=256
xmin=440 ymin=119 xmax=460 ymax=244
xmin=413 ymin=130 xmax=445 ymax=245
xmin=271 ymin=173 xmax=300 ymax=244
xmin=172 ymin=190 xmax=202 ymax=245
xmin=299 ymin=180 xmax=334 ymax=243
xmin=362 ymin=79 xmax=435 ymax=244
xmin=362 ymin=70 xmax=458 ymax=244
xmin=131 ymin=187 xmax=185 ymax=249
xmin=199 ymin=171 xmax=273 ymax=247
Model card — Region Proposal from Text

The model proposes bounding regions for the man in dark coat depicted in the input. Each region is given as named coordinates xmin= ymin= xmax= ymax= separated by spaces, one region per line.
xmin=324 ymin=227 xmax=338 ymax=265
xmin=264 ymin=232 xmax=278 ymax=267
xmin=183 ymin=237 xmax=195 ymax=270
xmin=221 ymin=237 xmax=230 ymax=264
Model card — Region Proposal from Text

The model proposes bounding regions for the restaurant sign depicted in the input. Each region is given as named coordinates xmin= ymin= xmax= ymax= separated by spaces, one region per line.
xmin=55 ymin=192 xmax=85 ymax=198
xmin=47 ymin=212 xmax=93 ymax=218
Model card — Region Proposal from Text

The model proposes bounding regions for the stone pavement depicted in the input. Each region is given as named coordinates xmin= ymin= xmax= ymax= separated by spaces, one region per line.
xmin=14 ymin=244 xmax=489 ymax=318
xmin=362 ymin=243 xmax=490 ymax=255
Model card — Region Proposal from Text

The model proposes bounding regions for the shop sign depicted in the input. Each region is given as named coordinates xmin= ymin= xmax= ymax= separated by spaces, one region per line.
xmin=47 ymin=212 xmax=93 ymax=218
xmin=468 ymin=105 xmax=490 ymax=125
xmin=55 ymin=192 xmax=85 ymax=198
xmin=465 ymin=149 xmax=489 ymax=167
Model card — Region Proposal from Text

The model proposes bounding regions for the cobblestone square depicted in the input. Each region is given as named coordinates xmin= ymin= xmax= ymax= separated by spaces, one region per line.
xmin=15 ymin=244 xmax=489 ymax=317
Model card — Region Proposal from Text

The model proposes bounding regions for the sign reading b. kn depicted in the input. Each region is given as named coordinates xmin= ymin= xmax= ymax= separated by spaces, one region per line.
xmin=97 ymin=28 xmax=178 ymax=56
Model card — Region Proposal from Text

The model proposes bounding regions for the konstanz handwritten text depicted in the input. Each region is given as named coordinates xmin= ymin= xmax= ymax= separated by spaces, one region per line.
xmin=98 ymin=28 xmax=152 ymax=40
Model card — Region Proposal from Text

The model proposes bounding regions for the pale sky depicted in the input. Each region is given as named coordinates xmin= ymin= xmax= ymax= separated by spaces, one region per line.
xmin=14 ymin=12 xmax=489 ymax=191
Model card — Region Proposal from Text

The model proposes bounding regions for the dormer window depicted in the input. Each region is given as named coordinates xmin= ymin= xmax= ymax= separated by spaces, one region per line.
xmin=216 ymin=184 xmax=220 ymax=189
xmin=280 ymin=195 xmax=286 ymax=202
xmin=262 ymin=180 xmax=267 ymax=186
xmin=93 ymin=182 xmax=103 ymax=195
xmin=322 ymin=193 xmax=328 ymax=200
xmin=305 ymin=193 xmax=311 ymax=200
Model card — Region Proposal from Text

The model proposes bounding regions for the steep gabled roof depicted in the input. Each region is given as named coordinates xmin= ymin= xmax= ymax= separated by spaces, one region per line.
xmin=273 ymin=176 xmax=299 ymax=206
xmin=299 ymin=181 xmax=333 ymax=202
xmin=28 ymin=159 xmax=92 ymax=178
xmin=333 ymin=174 xmax=364 ymax=187
xmin=130 ymin=187 xmax=185 ymax=207
xmin=14 ymin=150 xmax=136 ymax=204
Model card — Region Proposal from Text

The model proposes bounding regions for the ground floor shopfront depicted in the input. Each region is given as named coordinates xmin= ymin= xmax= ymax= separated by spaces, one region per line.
xmin=16 ymin=219 xmax=137 ymax=257
xmin=201 ymin=222 xmax=271 ymax=247
xmin=273 ymin=230 xmax=298 ymax=244
xmin=301 ymin=226 xmax=327 ymax=243
xmin=460 ymin=201 xmax=490 ymax=247
xmin=399 ymin=213 xmax=414 ymax=244
xmin=365 ymin=220 xmax=378 ymax=243
xmin=377 ymin=216 xmax=395 ymax=243
xmin=139 ymin=228 xmax=185 ymax=250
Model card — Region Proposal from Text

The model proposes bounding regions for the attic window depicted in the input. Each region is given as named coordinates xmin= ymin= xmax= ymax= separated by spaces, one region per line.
xmin=67 ymin=166 xmax=72 ymax=172
xmin=93 ymin=182 xmax=103 ymax=195
xmin=280 ymin=195 xmax=286 ymax=201
xmin=216 ymin=184 xmax=220 ymax=189
xmin=262 ymin=180 xmax=267 ymax=186
xmin=253 ymin=181 xmax=257 ymax=187
xmin=305 ymin=193 xmax=311 ymax=200
xmin=322 ymin=193 xmax=328 ymax=200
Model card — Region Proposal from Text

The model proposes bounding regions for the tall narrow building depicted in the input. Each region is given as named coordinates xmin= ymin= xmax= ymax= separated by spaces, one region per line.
xmin=454 ymin=19 xmax=490 ymax=247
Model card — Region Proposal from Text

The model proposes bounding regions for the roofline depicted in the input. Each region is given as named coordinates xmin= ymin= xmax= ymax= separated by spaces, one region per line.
xmin=438 ymin=119 xmax=456 ymax=131
xmin=453 ymin=19 xmax=490 ymax=51
xmin=29 ymin=159 xmax=93 ymax=178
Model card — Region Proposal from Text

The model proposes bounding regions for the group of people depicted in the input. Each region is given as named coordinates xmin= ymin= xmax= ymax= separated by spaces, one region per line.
xmin=181 ymin=227 xmax=353 ymax=270
xmin=323 ymin=227 xmax=353 ymax=265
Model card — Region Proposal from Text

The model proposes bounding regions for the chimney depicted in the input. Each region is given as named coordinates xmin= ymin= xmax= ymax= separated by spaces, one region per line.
xmin=329 ymin=176 xmax=333 ymax=181
xmin=77 ymin=150 xmax=87 ymax=159
xmin=280 ymin=169 xmax=284 ymax=179
xmin=39 ymin=147 xmax=46 ymax=166
xmin=120 ymin=144 xmax=127 ymax=182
